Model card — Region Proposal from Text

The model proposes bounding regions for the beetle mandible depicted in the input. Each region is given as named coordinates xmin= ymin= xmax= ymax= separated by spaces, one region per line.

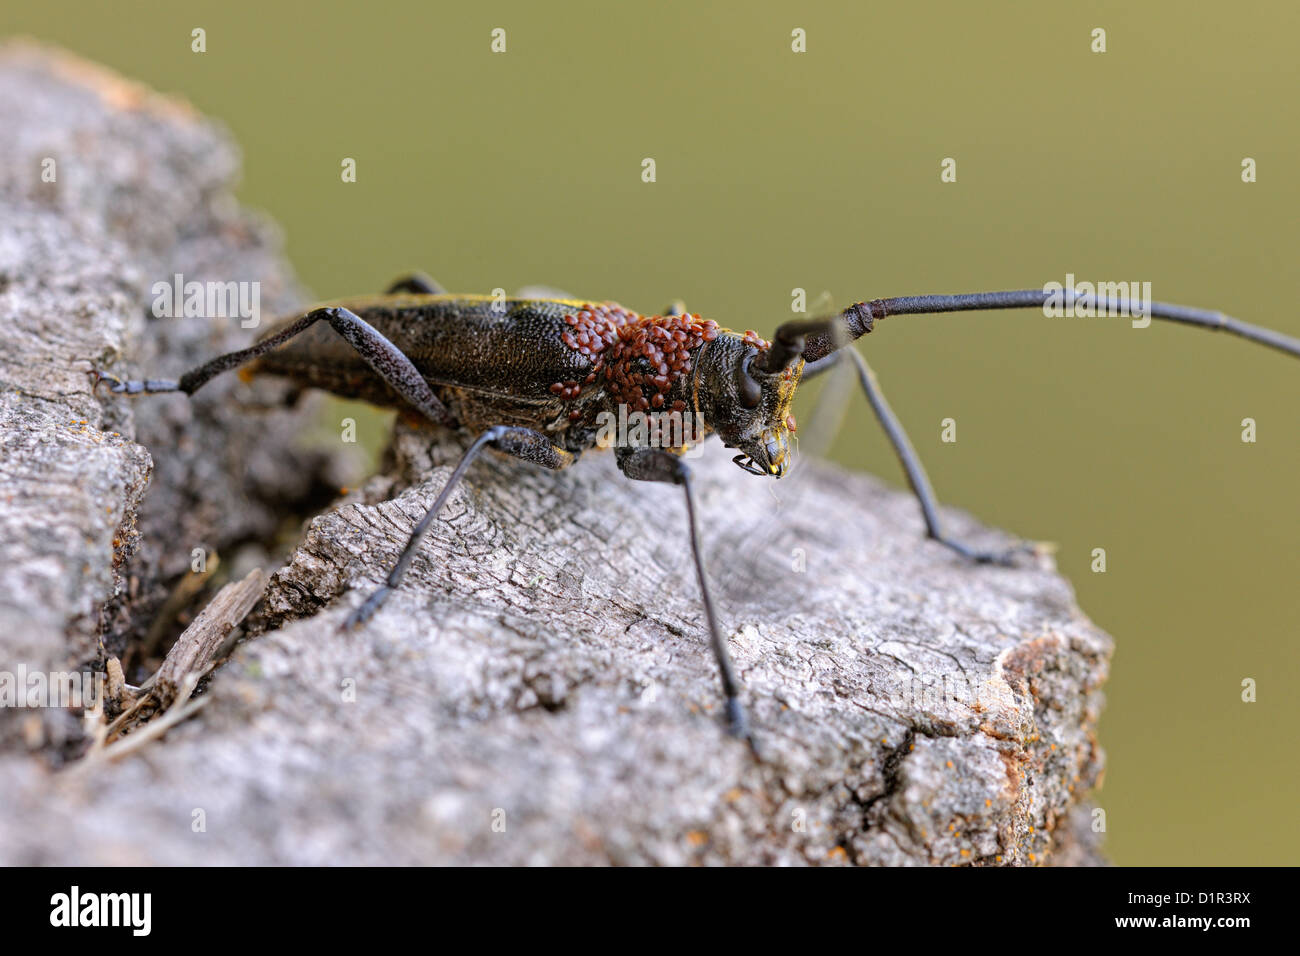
xmin=93 ymin=272 xmax=1300 ymax=755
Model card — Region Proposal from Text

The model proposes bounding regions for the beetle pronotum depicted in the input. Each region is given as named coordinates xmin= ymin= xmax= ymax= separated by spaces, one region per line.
xmin=93 ymin=273 xmax=1300 ymax=755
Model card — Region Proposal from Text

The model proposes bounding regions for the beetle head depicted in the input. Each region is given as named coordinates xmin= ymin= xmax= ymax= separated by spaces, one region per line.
xmin=695 ymin=331 xmax=802 ymax=478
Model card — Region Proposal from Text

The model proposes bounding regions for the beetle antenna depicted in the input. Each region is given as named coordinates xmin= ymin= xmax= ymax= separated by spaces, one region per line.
xmin=779 ymin=289 xmax=1300 ymax=365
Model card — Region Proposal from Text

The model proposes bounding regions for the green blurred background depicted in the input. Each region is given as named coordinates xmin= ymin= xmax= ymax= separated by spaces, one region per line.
xmin=6 ymin=1 xmax=1295 ymax=865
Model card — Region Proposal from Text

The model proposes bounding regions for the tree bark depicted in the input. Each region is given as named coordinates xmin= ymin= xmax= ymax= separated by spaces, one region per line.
xmin=0 ymin=42 xmax=1111 ymax=866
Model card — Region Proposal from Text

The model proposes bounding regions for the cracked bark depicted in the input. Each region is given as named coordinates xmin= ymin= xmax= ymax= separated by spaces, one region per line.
xmin=0 ymin=43 xmax=1112 ymax=866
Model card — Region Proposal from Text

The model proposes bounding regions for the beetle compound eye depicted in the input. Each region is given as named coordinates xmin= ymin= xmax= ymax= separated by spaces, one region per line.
xmin=737 ymin=357 xmax=763 ymax=409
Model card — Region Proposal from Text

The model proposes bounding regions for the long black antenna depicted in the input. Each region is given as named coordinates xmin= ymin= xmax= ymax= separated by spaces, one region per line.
xmin=770 ymin=289 xmax=1300 ymax=369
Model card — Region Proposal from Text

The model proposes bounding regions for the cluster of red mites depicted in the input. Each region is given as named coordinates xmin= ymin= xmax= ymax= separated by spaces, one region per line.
xmin=552 ymin=304 xmax=779 ymax=420
xmin=552 ymin=304 xmax=727 ymax=417
xmin=605 ymin=312 xmax=721 ymax=413
xmin=549 ymin=303 xmax=638 ymax=416
xmin=605 ymin=310 xmax=728 ymax=411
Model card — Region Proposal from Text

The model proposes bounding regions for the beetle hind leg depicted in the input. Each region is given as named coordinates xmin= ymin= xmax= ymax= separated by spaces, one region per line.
xmin=92 ymin=306 xmax=455 ymax=427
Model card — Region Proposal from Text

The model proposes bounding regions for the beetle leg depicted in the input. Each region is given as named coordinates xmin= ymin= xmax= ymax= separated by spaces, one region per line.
xmin=615 ymin=446 xmax=758 ymax=758
xmin=92 ymin=306 xmax=455 ymax=426
xmin=385 ymin=273 xmax=445 ymax=295
xmin=840 ymin=347 xmax=1040 ymax=565
xmin=344 ymin=426 xmax=574 ymax=629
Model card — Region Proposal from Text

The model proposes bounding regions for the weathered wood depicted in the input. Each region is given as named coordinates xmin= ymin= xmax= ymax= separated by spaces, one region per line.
xmin=152 ymin=568 xmax=265 ymax=707
xmin=0 ymin=43 xmax=1111 ymax=865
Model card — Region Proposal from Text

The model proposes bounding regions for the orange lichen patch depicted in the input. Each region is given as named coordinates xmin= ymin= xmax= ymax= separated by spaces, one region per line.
xmin=946 ymin=760 xmax=954 ymax=769
xmin=686 ymin=830 xmax=708 ymax=848
xmin=4 ymin=40 xmax=199 ymax=118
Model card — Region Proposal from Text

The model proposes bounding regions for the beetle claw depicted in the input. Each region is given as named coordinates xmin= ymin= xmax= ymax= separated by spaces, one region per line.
xmin=88 ymin=368 xmax=124 ymax=393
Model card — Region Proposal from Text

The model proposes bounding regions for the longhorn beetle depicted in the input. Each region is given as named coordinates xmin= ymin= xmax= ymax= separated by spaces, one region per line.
xmin=92 ymin=273 xmax=1300 ymax=755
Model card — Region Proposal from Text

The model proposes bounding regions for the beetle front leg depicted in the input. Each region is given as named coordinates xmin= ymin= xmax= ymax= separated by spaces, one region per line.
xmin=344 ymin=426 xmax=574 ymax=629
xmin=837 ymin=347 xmax=1040 ymax=565
xmin=615 ymin=446 xmax=758 ymax=757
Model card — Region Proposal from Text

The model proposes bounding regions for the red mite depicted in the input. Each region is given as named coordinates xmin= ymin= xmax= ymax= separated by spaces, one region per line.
xmin=91 ymin=274 xmax=1300 ymax=754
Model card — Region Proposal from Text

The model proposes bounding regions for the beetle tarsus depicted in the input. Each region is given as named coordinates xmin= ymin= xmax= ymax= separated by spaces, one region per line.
xmin=344 ymin=585 xmax=392 ymax=630
xmin=725 ymin=697 xmax=762 ymax=760
xmin=933 ymin=536 xmax=1038 ymax=567
xmin=89 ymin=368 xmax=179 ymax=394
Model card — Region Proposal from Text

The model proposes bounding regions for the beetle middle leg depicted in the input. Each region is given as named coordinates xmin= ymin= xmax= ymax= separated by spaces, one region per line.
xmin=615 ymin=446 xmax=757 ymax=756
xmin=385 ymin=273 xmax=445 ymax=295
xmin=91 ymin=306 xmax=454 ymax=426
xmin=804 ymin=347 xmax=1037 ymax=565
xmin=344 ymin=426 xmax=575 ymax=629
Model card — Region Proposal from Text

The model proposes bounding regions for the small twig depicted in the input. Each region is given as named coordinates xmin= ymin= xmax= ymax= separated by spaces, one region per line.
xmin=153 ymin=567 xmax=265 ymax=707
xmin=101 ymin=693 xmax=152 ymax=742
xmin=84 ymin=569 xmax=265 ymax=754
xmin=128 ymin=554 xmax=220 ymax=671
xmin=92 ymin=674 xmax=210 ymax=765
